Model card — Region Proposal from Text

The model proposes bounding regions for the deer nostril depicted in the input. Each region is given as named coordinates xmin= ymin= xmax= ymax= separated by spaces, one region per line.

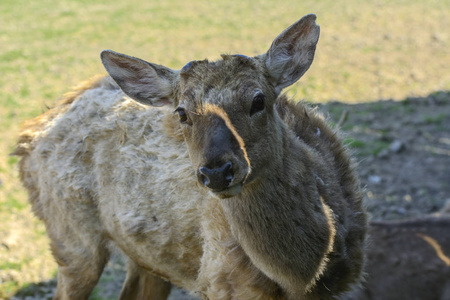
xmin=198 ymin=161 xmax=234 ymax=191
xmin=223 ymin=162 xmax=233 ymax=184
xmin=199 ymin=168 xmax=210 ymax=187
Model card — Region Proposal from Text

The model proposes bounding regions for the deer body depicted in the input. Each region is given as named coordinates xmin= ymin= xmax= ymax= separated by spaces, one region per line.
xmin=15 ymin=15 xmax=367 ymax=300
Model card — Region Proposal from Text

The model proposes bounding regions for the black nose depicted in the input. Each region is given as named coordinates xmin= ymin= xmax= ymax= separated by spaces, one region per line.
xmin=198 ymin=161 xmax=234 ymax=191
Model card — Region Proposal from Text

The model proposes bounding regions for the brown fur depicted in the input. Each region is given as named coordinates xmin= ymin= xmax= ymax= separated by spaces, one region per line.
xmin=15 ymin=15 xmax=367 ymax=300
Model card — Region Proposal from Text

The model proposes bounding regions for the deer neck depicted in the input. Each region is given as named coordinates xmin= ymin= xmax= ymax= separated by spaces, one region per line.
xmin=218 ymin=124 xmax=335 ymax=295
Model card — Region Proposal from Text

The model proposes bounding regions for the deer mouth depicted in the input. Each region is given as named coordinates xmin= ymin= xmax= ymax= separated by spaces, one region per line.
xmin=208 ymin=182 xmax=243 ymax=199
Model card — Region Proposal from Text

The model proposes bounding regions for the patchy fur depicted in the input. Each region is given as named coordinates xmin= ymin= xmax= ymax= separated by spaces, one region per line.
xmin=15 ymin=14 xmax=367 ymax=300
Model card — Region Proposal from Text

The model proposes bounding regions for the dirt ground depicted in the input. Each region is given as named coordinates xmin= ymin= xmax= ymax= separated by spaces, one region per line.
xmin=326 ymin=91 xmax=450 ymax=221
xmin=9 ymin=91 xmax=450 ymax=299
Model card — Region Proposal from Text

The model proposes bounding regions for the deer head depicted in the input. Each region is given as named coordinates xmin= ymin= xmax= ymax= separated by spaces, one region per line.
xmin=101 ymin=14 xmax=320 ymax=199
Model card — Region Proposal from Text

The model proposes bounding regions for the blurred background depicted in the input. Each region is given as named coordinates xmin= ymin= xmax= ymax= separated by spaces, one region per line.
xmin=1 ymin=0 xmax=449 ymax=298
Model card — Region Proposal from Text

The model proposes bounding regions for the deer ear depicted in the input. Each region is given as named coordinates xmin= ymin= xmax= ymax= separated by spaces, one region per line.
xmin=101 ymin=50 xmax=177 ymax=106
xmin=263 ymin=14 xmax=320 ymax=93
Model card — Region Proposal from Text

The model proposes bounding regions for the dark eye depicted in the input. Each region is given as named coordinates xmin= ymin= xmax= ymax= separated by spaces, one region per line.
xmin=250 ymin=93 xmax=265 ymax=116
xmin=175 ymin=107 xmax=189 ymax=124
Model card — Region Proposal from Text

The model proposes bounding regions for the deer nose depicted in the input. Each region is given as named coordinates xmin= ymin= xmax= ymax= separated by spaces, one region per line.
xmin=198 ymin=161 xmax=234 ymax=191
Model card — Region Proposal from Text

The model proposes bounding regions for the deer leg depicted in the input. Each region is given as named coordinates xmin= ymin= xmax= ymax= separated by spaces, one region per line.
xmin=40 ymin=200 xmax=111 ymax=300
xmin=50 ymin=234 xmax=110 ymax=300
xmin=119 ymin=260 xmax=172 ymax=300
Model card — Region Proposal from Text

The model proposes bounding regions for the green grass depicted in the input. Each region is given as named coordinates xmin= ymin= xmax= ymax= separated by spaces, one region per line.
xmin=1 ymin=0 xmax=449 ymax=298
xmin=345 ymin=137 xmax=391 ymax=157
xmin=0 ymin=281 xmax=20 ymax=298
xmin=345 ymin=138 xmax=366 ymax=149
xmin=1 ymin=196 xmax=27 ymax=213
xmin=423 ymin=113 xmax=446 ymax=125
xmin=372 ymin=140 xmax=391 ymax=156
xmin=0 ymin=261 xmax=23 ymax=271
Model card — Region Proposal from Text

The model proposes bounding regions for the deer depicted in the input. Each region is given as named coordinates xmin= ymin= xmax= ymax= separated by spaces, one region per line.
xmin=14 ymin=14 xmax=367 ymax=300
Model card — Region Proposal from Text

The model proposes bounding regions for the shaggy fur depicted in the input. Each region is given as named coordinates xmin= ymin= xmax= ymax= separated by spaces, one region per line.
xmin=15 ymin=15 xmax=367 ymax=300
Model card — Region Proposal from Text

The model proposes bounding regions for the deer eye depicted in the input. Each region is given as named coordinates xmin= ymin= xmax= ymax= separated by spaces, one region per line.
xmin=175 ymin=107 xmax=189 ymax=124
xmin=250 ymin=93 xmax=265 ymax=116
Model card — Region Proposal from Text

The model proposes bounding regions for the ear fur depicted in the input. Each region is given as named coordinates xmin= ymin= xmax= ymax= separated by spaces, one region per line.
xmin=101 ymin=50 xmax=177 ymax=106
xmin=263 ymin=14 xmax=320 ymax=93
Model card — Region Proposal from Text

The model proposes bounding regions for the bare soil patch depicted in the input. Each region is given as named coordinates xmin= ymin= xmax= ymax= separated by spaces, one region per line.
xmin=324 ymin=92 xmax=450 ymax=221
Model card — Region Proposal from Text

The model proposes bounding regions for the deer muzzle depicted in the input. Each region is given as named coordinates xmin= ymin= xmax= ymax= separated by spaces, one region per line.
xmin=196 ymin=109 xmax=250 ymax=198
xmin=199 ymin=161 xmax=234 ymax=191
